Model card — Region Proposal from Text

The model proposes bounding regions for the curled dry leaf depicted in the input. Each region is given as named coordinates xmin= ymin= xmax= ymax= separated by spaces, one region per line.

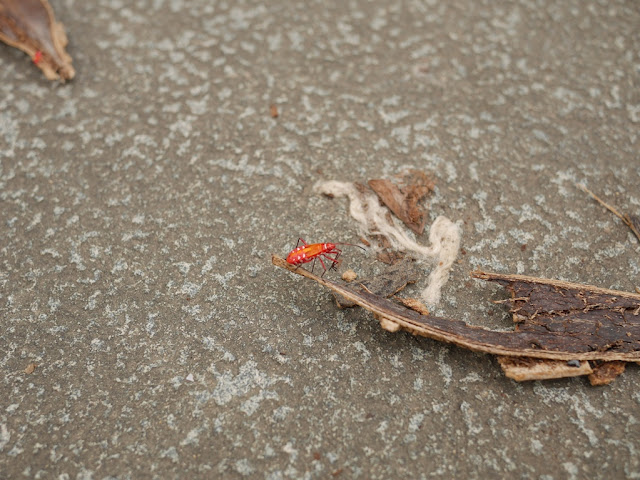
xmin=368 ymin=170 xmax=435 ymax=235
xmin=0 ymin=0 xmax=75 ymax=81
xmin=273 ymin=254 xmax=640 ymax=383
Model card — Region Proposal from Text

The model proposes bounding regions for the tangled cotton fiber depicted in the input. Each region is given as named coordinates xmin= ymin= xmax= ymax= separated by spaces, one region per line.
xmin=313 ymin=180 xmax=461 ymax=306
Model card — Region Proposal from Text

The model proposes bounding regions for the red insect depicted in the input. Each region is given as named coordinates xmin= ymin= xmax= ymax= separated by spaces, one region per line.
xmin=33 ymin=51 xmax=43 ymax=64
xmin=286 ymin=238 xmax=365 ymax=277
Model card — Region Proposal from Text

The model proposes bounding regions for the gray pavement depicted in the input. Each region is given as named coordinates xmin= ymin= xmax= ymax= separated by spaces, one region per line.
xmin=1 ymin=0 xmax=640 ymax=478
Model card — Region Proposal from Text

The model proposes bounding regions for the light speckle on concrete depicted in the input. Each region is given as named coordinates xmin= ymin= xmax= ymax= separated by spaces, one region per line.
xmin=1 ymin=0 xmax=640 ymax=478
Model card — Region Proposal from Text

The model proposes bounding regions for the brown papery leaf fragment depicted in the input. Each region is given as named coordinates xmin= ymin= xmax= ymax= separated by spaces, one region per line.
xmin=0 ymin=0 xmax=75 ymax=81
xmin=368 ymin=170 xmax=435 ymax=235
xmin=273 ymin=255 xmax=640 ymax=384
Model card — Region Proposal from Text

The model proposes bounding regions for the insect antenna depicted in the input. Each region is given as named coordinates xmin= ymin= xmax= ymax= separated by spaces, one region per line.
xmin=333 ymin=242 xmax=367 ymax=251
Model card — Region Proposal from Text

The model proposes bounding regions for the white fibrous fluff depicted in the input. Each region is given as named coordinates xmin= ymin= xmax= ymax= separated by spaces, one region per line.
xmin=313 ymin=180 xmax=461 ymax=306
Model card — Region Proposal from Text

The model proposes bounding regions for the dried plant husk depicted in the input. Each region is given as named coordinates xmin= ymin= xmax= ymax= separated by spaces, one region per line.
xmin=0 ymin=0 xmax=75 ymax=81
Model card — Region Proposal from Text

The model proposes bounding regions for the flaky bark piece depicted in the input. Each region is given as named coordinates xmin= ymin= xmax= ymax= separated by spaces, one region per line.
xmin=497 ymin=356 xmax=593 ymax=381
xmin=0 ymin=0 xmax=75 ymax=81
xmin=395 ymin=297 xmax=430 ymax=316
xmin=273 ymin=255 xmax=640 ymax=362
xmin=475 ymin=271 xmax=640 ymax=358
xmin=588 ymin=361 xmax=626 ymax=386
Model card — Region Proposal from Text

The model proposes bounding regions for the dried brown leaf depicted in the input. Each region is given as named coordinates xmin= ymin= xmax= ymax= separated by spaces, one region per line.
xmin=368 ymin=170 xmax=435 ymax=235
xmin=0 ymin=0 xmax=75 ymax=81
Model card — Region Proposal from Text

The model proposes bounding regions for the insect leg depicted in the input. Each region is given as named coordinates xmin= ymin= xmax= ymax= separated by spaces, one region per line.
xmin=318 ymin=256 xmax=329 ymax=277
xmin=321 ymin=248 xmax=342 ymax=271
xmin=310 ymin=256 xmax=317 ymax=274
xmin=295 ymin=238 xmax=308 ymax=249
xmin=321 ymin=253 xmax=340 ymax=264
xmin=322 ymin=254 xmax=339 ymax=272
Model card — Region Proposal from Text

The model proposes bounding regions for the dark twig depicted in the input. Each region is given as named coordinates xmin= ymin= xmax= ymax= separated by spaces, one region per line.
xmin=577 ymin=184 xmax=640 ymax=242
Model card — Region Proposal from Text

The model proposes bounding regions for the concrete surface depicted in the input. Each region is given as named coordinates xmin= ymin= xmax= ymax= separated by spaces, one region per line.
xmin=1 ymin=0 xmax=639 ymax=478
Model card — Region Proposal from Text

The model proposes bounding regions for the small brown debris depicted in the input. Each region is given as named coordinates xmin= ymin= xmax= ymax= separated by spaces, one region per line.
xmin=269 ymin=104 xmax=279 ymax=118
xmin=0 ymin=0 xmax=75 ymax=81
xmin=24 ymin=363 xmax=37 ymax=374
xmin=368 ymin=170 xmax=435 ymax=235
xmin=341 ymin=269 xmax=357 ymax=282
xmin=333 ymin=257 xmax=420 ymax=308
xmin=376 ymin=250 xmax=405 ymax=265
xmin=369 ymin=235 xmax=405 ymax=265
xmin=395 ymin=297 xmax=429 ymax=316
xmin=375 ymin=313 xmax=401 ymax=332
xmin=588 ymin=361 xmax=626 ymax=386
